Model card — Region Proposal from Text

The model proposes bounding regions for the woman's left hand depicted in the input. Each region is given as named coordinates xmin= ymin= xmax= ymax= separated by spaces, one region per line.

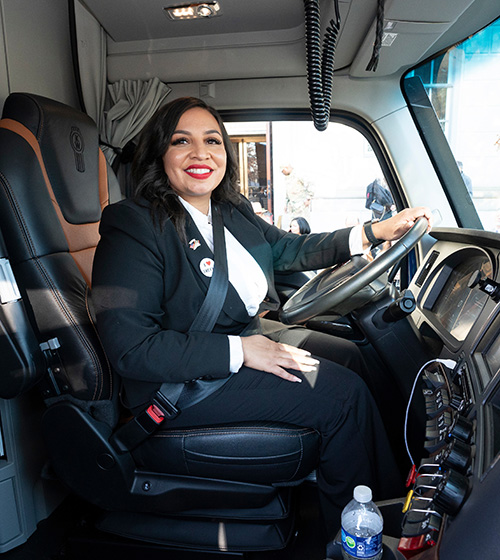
xmin=368 ymin=206 xmax=433 ymax=246
xmin=241 ymin=335 xmax=319 ymax=382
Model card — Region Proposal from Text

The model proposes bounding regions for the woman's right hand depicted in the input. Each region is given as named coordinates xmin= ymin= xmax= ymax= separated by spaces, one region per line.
xmin=241 ymin=335 xmax=319 ymax=382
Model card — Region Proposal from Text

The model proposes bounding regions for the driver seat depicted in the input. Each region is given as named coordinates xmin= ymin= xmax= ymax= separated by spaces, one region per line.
xmin=0 ymin=92 xmax=320 ymax=553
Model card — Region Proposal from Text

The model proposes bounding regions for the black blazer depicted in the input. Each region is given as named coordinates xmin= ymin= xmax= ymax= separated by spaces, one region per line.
xmin=91 ymin=196 xmax=352 ymax=409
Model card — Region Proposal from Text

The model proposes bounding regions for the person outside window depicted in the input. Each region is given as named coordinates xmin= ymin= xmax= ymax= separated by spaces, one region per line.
xmin=289 ymin=216 xmax=311 ymax=234
xmin=365 ymin=177 xmax=394 ymax=221
xmin=282 ymin=164 xmax=314 ymax=221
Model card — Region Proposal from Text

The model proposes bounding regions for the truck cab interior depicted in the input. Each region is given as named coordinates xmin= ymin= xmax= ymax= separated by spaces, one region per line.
xmin=0 ymin=1 xmax=499 ymax=559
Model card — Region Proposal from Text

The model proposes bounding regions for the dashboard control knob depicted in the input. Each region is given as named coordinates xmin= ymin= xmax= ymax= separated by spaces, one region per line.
xmin=442 ymin=438 xmax=472 ymax=474
xmin=377 ymin=289 xmax=416 ymax=325
xmin=450 ymin=415 xmax=474 ymax=443
xmin=434 ymin=469 xmax=470 ymax=515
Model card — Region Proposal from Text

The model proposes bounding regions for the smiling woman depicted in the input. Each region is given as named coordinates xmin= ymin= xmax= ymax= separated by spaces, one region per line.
xmin=90 ymin=95 xmax=433 ymax=553
xmin=1 ymin=0 xmax=500 ymax=558
xmin=161 ymin=107 xmax=227 ymax=213
xmin=131 ymin=97 xmax=241 ymax=243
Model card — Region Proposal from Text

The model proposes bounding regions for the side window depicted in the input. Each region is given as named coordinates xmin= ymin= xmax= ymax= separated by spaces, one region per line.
xmin=224 ymin=120 xmax=391 ymax=233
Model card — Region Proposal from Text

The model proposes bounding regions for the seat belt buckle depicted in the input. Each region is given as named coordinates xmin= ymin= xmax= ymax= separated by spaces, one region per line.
xmin=152 ymin=390 xmax=180 ymax=420
xmin=110 ymin=391 xmax=180 ymax=454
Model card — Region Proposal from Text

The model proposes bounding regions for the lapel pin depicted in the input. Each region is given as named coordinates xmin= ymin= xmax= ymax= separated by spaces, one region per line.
xmin=189 ymin=238 xmax=201 ymax=250
xmin=200 ymin=258 xmax=214 ymax=277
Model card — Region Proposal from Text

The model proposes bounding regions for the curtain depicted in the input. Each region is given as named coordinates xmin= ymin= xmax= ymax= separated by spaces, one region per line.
xmin=101 ymin=78 xmax=172 ymax=165
xmin=74 ymin=0 xmax=107 ymax=131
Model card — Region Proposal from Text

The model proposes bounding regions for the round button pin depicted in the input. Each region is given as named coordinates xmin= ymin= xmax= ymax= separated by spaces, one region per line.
xmin=200 ymin=258 xmax=214 ymax=277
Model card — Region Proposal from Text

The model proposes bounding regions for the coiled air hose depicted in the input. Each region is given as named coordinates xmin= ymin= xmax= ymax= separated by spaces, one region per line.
xmin=303 ymin=0 xmax=385 ymax=131
xmin=304 ymin=0 xmax=341 ymax=131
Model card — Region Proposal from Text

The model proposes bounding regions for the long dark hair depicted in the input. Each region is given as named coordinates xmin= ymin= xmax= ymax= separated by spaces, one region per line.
xmin=291 ymin=216 xmax=311 ymax=234
xmin=132 ymin=97 xmax=240 ymax=240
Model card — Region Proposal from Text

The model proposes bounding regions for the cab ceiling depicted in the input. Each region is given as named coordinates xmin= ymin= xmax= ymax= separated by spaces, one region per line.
xmin=81 ymin=0 xmax=497 ymax=83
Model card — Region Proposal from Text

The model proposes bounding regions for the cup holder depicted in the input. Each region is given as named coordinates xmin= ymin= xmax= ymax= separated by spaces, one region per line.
xmin=326 ymin=499 xmax=407 ymax=560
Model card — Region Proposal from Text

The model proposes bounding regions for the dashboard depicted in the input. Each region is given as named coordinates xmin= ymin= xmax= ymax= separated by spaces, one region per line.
xmin=425 ymin=251 xmax=491 ymax=342
xmin=397 ymin=227 xmax=500 ymax=559
xmin=412 ymin=229 xmax=500 ymax=385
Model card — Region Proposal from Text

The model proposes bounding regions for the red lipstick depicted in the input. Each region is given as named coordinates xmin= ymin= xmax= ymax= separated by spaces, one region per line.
xmin=185 ymin=165 xmax=213 ymax=179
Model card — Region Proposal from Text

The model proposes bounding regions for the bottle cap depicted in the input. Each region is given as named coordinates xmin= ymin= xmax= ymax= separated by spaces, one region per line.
xmin=354 ymin=485 xmax=372 ymax=503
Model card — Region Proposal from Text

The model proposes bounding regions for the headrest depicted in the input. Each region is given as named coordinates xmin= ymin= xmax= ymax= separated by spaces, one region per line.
xmin=2 ymin=93 xmax=102 ymax=225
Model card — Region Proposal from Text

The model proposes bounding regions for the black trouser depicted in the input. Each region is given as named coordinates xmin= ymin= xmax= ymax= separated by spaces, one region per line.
xmin=165 ymin=355 xmax=402 ymax=540
xmin=262 ymin=318 xmax=368 ymax=378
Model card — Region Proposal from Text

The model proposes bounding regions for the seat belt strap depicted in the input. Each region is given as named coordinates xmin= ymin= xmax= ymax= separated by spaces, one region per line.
xmin=156 ymin=202 xmax=230 ymax=409
xmin=111 ymin=203 xmax=230 ymax=453
xmin=188 ymin=203 xmax=228 ymax=333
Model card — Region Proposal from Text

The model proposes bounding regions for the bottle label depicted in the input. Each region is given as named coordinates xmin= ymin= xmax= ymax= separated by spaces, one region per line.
xmin=341 ymin=528 xmax=382 ymax=558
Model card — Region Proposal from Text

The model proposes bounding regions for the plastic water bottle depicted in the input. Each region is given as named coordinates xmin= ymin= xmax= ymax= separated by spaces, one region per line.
xmin=341 ymin=485 xmax=383 ymax=560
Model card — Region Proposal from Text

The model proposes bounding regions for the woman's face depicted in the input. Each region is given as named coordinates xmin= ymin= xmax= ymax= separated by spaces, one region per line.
xmin=162 ymin=107 xmax=227 ymax=212
xmin=289 ymin=219 xmax=301 ymax=234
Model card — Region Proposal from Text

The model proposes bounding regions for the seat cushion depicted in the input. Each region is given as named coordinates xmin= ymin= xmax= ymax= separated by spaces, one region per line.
xmin=132 ymin=421 xmax=320 ymax=485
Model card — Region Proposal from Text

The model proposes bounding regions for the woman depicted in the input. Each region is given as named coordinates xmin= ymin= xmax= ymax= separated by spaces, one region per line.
xmin=289 ymin=216 xmax=311 ymax=234
xmin=92 ymin=96 xmax=432 ymax=539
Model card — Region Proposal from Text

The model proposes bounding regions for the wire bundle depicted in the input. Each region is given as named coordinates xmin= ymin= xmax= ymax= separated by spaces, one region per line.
xmin=366 ymin=0 xmax=385 ymax=72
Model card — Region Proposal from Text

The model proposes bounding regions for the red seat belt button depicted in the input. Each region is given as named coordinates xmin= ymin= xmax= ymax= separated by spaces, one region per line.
xmin=146 ymin=404 xmax=165 ymax=424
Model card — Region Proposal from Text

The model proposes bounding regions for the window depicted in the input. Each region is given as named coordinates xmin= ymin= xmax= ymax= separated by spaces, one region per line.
xmin=224 ymin=119 xmax=388 ymax=233
xmin=404 ymin=17 xmax=500 ymax=232
xmin=229 ymin=125 xmax=271 ymax=216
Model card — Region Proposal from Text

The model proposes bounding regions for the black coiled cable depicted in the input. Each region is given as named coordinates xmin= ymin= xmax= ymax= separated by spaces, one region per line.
xmin=304 ymin=0 xmax=340 ymax=132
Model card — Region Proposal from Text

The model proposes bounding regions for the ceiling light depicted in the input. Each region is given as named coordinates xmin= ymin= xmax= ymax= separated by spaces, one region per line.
xmin=164 ymin=2 xmax=222 ymax=20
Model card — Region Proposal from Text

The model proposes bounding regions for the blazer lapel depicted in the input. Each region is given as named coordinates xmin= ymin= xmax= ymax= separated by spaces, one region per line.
xmin=182 ymin=214 xmax=212 ymax=291
xmin=220 ymin=204 xmax=273 ymax=276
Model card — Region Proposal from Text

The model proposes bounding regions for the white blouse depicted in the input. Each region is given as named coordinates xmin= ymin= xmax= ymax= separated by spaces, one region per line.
xmin=179 ymin=197 xmax=366 ymax=373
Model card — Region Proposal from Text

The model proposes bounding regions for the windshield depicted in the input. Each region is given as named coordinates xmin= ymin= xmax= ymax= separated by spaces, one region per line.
xmin=404 ymin=17 xmax=500 ymax=232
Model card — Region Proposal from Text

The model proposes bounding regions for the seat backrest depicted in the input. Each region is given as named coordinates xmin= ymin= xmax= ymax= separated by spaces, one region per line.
xmin=0 ymin=92 xmax=121 ymax=403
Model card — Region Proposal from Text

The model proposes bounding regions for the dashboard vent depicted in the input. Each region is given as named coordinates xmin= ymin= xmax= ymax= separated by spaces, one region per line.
xmin=416 ymin=250 xmax=439 ymax=287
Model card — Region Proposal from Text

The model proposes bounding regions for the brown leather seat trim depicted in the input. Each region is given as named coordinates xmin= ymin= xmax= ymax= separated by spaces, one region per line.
xmin=0 ymin=118 xmax=109 ymax=287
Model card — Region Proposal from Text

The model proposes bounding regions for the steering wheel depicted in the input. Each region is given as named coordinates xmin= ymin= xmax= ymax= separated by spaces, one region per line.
xmin=279 ymin=217 xmax=429 ymax=325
